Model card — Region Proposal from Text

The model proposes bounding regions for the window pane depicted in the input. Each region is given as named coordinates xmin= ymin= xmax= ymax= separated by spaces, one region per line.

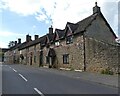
xmin=63 ymin=54 xmax=69 ymax=64
xmin=66 ymin=36 xmax=73 ymax=44
xmin=55 ymin=41 xmax=60 ymax=46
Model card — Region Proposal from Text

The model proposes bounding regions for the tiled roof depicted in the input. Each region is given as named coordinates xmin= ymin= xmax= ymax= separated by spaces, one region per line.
xmin=1 ymin=48 xmax=9 ymax=52
xmin=12 ymin=12 xmax=117 ymax=50
xmin=75 ymin=13 xmax=97 ymax=34
xmin=18 ymin=42 xmax=28 ymax=50
xmin=54 ymin=29 xmax=65 ymax=40
xmin=47 ymin=33 xmax=54 ymax=43
xmin=66 ymin=22 xmax=78 ymax=33
xmin=18 ymin=35 xmax=47 ymax=50
xmin=40 ymin=35 xmax=47 ymax=46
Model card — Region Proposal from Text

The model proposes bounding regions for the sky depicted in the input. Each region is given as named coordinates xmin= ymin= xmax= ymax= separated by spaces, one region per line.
xmin=0 ymin=0 xmax=119 ymax=48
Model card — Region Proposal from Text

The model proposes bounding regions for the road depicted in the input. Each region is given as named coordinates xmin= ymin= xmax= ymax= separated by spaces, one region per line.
xmin=1 ymin=64 xmax=119 ymax=95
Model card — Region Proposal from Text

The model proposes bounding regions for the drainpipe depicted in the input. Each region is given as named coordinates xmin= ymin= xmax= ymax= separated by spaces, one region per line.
xmin=83 ymin=33 xmax=86 ymax=71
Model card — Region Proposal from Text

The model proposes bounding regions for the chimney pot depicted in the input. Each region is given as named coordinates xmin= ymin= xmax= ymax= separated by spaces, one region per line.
xmin=15 ymin=41 xmax=17 ymax=45
xmin=18 ymin=38 xmax=21 ymax=44
xmin=49 ymin=25 xmax=53 ymax=34
xmin=26 ymin=35 xmax=32 ymax=42
xmin=35 ymin=35 xmax=39 ymax=40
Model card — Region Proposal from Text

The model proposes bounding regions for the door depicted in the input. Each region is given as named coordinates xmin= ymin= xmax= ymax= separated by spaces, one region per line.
xmin=39 ymin=51 xmax=43 ymax=67
xmin=30 ymin=56 xmax=32 ymax=65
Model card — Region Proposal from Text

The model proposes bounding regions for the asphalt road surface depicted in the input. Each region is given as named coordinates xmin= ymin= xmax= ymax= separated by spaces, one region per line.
xmin=1 ymin=64 xmax=118 ymax=95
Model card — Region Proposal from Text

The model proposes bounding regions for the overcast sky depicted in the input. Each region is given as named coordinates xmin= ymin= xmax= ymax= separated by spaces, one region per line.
xmin=0 ymin=0 xmax=119 ymax=48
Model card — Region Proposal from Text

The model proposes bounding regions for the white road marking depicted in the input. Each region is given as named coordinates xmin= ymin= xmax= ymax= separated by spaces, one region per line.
xmin=75 ymin=77 xmax=80 ymax=79
xmin=0 ymin=65 xmax=8 ymax=67
xmin=19 ymin=74 xmax=28 ymax=82
xmin=34 ymin=88 xmax=44 ymax=96
xmin=13 ymin=68 xmax=17 ymax=72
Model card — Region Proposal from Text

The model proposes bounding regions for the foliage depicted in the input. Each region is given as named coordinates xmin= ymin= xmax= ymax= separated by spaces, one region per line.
xmin=8 ymin=41 xmax=15 ymax=48
xmin=101 ymin=68 xmax=114 ymax=75
xmin=0 ymin=51 xmax=3 ymax=57
xmin=70 ymin=67 xmax=74 ymax=71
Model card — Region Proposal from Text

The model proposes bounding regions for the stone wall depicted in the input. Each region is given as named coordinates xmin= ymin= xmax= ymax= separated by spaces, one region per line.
xmin=31 ymin=44 xmax=40 ymax=67
xmin=50 ymin=35 xmax=85 ymax=70
xmin=85 ymin=37 xmax=119 ymax=74
xmin=42 ymin=47 xmax=49 ymax=66
xmin=5 ymin=50 xmax=14 ymax=64
xmin=35 ymin=44 xmax=41 ymax=67
xmin=20 ymin=49 xmax=27 ymax=65
xmin=14 ymin=49 xmax=20 ymax=64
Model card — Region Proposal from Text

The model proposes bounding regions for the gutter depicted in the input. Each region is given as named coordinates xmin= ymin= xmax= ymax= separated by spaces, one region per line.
xmin=83 ymin=33 xmax=86 ymax=71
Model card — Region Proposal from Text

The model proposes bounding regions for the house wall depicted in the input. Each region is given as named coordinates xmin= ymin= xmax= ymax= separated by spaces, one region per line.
xmin=28 ymin=46 xmax=34 ymax=66
xmin=7 ymin=50 xmax=14 ymax=64
xmin=85 ymin=37 xmax=119 ymax=73
xmin=13 ymin=49 xmax=20 ymax=64
xmin=85 ymin=15 xmax=116 ymax=44
xmin=35 ymin=44 xmax=41 ymax=67
xmin=28 ymin=44 xmax=40 ymax=67
xmin=4 ymin=51 xmax=9 ymax=63
xmin=26 ymin=47 xmax=29 ymax=65
xmin=42 ymin=34 xmax=85 ymax=70
xmin=54 ymin=38 xmax=84 ymax=70
xmin=20 ymin=49 xmax=27 ymax=65
xmin=42 ymin=46 xmax=49 ymax=66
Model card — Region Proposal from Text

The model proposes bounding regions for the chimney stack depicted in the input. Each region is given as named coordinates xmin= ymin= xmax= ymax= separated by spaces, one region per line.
xmin=26 ymin=34 xmax=32 ymax=42
xmin=93 ymin=2 xmax=101 ymax=14
xmin=26 ymin=35 xmax=29 ymax=42
xmin=35 ymin=35 xmax=39 ymax=40
xmin=49 ymin=25 xmax=53 ymax=34
xmin=29 ymin=36 xmax=32 ymax=41
xmin=18 ymin=38 xmax=21 ymax=44
xmin=15 ymin=41 xmax=17 ymax=45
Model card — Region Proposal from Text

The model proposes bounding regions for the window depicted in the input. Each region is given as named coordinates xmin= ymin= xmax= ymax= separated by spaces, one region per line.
xmin=63 ymin=54 xmax=69 ymax=64
xmin=55 ymin=41 xmax=60 ymax=46
xmin=66 ymin=35 xmax=73 ymax=44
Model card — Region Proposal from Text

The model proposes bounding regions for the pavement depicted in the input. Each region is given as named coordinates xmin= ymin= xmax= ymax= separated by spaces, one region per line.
xmin=40 ymin=67 xmax=119 ymax=88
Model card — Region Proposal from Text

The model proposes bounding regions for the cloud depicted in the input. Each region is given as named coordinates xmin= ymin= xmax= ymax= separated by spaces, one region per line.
xmin=1 ymin=0 xmax=41 ymax=16
xmin=32 ymin=25 xmax=36 ymax=29
xmin=102 ymin=1 xmax=118 ymax=37
xmin=0 ymin=0 xmax=119 ymax=35
xmin=0 ymin=31 xmax=25 ymax=48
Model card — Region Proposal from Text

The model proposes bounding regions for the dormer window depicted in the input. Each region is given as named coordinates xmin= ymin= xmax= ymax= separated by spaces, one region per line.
xmin=66 ymin=35 xmax=73 ymax=44
xmin=55 ymin=41 xmax=60 ymax=46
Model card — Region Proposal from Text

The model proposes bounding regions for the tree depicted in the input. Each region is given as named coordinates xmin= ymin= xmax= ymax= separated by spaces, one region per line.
xmin=8 ymin=41 xmax=15 ymax=48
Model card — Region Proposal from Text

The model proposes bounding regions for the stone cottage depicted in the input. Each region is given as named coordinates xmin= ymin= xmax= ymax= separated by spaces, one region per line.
xmin=4 ymin=2 xmax=120 ymax=74
xmin=4 ymin=38 xmax=22 ymax=64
